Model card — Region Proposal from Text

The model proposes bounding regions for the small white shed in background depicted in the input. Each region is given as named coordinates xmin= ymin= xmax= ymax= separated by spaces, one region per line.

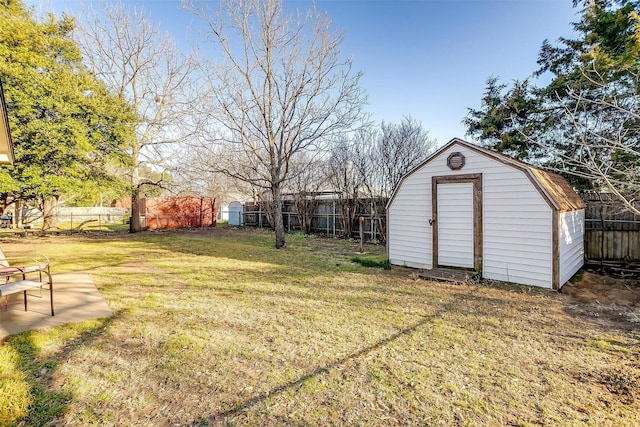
xmin=387 ymin=138 xmax=586 ymax=289
xmin=228 ymin=201 xmax=244 ymax=226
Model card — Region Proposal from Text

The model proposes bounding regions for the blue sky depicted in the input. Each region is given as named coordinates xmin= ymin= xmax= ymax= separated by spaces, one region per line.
xmin=31 ymin=0 xmax=579 ymax=146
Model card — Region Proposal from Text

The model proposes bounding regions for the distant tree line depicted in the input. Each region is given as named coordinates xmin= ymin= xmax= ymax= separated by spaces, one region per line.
xmin=0 ymin=0 xmax=435 ymax=245
xmin=4 ymin=0 xmax=636 ymax=249
xmin=248 ymin=116 xmax=435 ymax=242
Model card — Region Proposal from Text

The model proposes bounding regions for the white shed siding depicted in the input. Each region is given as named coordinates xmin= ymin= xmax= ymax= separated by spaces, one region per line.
xmin=482 ymin=164 xmax=553 ymax=288
xmin=559 ymin=209 xmax=585 ymax=286
xmin=388 ymin=166 xmax=433 ymax=268
xmin=389 ymin=143 xmax=555 ymax=288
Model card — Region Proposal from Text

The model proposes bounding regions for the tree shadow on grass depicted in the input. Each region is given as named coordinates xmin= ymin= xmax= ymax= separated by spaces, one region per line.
xmin=205 ymin=307 xmax=449 ymax=424
xmin=2 ymin=310 xmax=125 ymax=426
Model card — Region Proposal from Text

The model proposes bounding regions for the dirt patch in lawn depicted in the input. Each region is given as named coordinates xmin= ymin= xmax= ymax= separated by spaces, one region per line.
xmin=561 ymin=271 xmax=640 ymax=328
xmin=563 ymin=271 xmax=640 ymax=305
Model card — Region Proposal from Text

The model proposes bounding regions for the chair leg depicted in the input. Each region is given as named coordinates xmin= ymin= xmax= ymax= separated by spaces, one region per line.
xmin=23 ymin=289 xmax=27 ymax=311
xmin=49 ymin=279 xmax=54 ymax=316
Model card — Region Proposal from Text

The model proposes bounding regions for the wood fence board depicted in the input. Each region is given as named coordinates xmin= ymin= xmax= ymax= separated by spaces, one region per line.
xmin=582 ymin=192 xmax=640 ymax=261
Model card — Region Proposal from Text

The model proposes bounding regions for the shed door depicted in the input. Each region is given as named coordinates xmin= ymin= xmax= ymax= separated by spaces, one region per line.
xmin=432 ymin=174 xmax=483 ymax=272
xmin=436 ymin=182 xmax=474 ymax=268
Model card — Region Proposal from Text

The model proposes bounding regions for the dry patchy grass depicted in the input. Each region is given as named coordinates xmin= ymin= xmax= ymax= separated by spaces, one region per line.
xmin=0 ymin=228 xmax=639 ymax=426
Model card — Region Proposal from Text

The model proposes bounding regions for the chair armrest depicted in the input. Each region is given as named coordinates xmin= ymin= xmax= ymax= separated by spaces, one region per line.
xmin=0 ymin=254 xmax=50 ymax=272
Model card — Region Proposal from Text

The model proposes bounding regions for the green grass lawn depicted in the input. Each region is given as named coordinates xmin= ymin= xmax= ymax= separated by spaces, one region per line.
xmin=0 ymin=228 xmax=639 ymax=426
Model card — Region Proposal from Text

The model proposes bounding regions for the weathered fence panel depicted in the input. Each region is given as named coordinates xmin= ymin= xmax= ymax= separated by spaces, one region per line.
xmin=243 ymin=198 xmax=388 ymax=241
xmin=582 ymin=192 xmax=640 ymax=261
xmin=141 ymin=197 xmax=217 ymax=230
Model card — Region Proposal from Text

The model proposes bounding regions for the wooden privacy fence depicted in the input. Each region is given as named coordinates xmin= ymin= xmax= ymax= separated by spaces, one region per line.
xmin=582 ymin=192 xmax=640 ymax=261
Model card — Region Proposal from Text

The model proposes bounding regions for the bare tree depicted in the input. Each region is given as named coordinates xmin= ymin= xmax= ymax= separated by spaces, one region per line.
xmin=76 ymin=2 xmax=199 ymax=232
xmin=326 ymin=138 xmax=364 ymax=238
xmin=287 ymin=156 xmax=325 ymax=235
xmin=184 ymin=0 xmax=367 ymax=248
xmin=383 ymin=117 xmax=435 ymax=193
xmin=171 ymin=161 xmax=240 ymax=203
xmin=358 ymin=116 xmax=436 ymax=242
xmin=523 ymin=68 xmax=640 ymax=215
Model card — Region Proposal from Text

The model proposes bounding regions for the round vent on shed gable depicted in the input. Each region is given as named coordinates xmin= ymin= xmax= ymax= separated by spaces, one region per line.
xmin=447 ymin=152 xmax=465 ymax=170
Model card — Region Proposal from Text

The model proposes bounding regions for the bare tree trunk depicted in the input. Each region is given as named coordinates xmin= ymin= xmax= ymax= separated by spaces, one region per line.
xmin=129 ymin=162 xmax=145 ymax=233
xmin=130 ymin=187 xmax=144 ymax=233
xmin=13 ymin=200 xmax=21 ymax=228
xmin=293 ymin=192 xmax=318 ymax=235
xmin=272 ymin=185 xmax=286 ymax=248
xmin=336 ymin=196 xmax=356 ymax=238
xmin=42 ymin=196 xmax=58 ymax=230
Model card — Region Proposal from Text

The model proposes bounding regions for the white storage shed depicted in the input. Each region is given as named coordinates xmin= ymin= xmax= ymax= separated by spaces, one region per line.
xmin=228 ymin=201 xmax=244 ymax=226
xmin=387 ymin=138 xmax=586 ymax=289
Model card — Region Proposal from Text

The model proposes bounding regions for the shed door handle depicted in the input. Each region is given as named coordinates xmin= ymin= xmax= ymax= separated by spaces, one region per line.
xmin=429 ymin=219 xmax=435 ymax=226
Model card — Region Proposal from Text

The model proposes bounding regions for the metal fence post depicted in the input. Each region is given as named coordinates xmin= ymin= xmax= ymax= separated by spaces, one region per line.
xmin=359 ymin=216 xmax=364 ymax=252
xmin=326 ymin=213 xmax=329 ymax=235
xmin=333 ymin=201 xmax=336 ymax=237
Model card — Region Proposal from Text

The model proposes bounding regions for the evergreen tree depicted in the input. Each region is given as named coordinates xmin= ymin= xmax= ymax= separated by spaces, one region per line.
xmin=465 ymin=0 xmax=640 ymax=195
xmin=0 ymin=0 xmax=133 ymax=228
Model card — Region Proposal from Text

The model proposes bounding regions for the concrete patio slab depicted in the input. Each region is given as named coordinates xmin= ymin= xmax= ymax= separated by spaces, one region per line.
xmin=0 ymin=272 xmax=112 ymax=338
